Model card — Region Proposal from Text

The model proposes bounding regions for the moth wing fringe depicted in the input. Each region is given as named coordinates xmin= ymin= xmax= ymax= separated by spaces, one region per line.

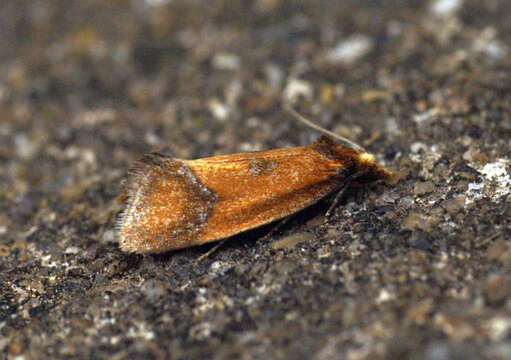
xmin=117 ymin=152 xmax=175 ymax=252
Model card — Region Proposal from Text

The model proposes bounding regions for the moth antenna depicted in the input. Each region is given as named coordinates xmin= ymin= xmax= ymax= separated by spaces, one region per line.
xmin=283 ymin=103 xmax=365 ymax=152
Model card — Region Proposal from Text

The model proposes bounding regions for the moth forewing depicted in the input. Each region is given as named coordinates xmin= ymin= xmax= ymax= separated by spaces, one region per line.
xmin=118 ymin=135 xmax=392 ymax=254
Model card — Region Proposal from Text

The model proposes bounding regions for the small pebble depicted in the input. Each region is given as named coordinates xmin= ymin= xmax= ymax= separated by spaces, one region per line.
xmin=413 ymin=181 xmax=435 ymax=195
xmin=271 ymin=232 xmax=313 ymax=250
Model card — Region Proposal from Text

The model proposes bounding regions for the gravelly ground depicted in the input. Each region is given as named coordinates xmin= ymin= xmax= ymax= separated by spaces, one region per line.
xmin=1 ymin=1 xmax=511 ymax=359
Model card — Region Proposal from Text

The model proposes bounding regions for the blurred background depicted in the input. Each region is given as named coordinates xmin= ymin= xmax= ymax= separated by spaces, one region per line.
xmin=1 ymin=1 xmax=511 ymax=359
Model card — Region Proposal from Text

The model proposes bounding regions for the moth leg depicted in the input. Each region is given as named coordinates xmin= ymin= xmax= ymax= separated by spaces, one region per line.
xmin=263 ymin=216 xmax=294 ymax=242
xmin=197 ymin=239 xmax=228 ymax=263
xmin=197 ymin=215 xmax=294 ymax=262
xmin=324 ymin=181 xmax=352 ymax=223
xmin=324 ymin=169 xmax=367 ymax=223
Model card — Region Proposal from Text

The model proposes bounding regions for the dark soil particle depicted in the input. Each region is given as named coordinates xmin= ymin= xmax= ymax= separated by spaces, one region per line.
xmin=1 ymin=0 xmax=511 ymax=359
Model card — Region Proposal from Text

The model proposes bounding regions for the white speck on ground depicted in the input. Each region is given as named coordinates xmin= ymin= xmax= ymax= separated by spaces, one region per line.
xmin=376 ymin=289 xmax=395 ymax=304
xmin=430 ymin=0 xmax=463 ymax=17
xmin=212 ymin=53 xmax=241 ymax=71
xmin=208 ymin=99 xmax=230 ymax=121
xmin=472 ymin=27 xmax=509 ymax=61
xmin=283 ymin=78 xmax=313 ymax=104
xmin=325 ymin=34 xmax=374 ymax=65
xmin=413 ymin=108 xmax=440 ymax=124
xmin=486 ymin=317 xmax=511 ymax=342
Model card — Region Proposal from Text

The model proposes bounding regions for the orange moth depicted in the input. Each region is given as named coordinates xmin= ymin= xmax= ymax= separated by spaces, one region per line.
xmin=117 ymin=106 xmax=393 ymax=254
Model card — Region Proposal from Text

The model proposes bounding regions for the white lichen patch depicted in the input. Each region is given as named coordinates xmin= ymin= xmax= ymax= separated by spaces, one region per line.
xmin=465 ymin=182 xmax=484 ymax=205
xmin=480 ymin=159 xmax=511 ymax=196
xmin=466 ymin=158 xmax=510 ymax=205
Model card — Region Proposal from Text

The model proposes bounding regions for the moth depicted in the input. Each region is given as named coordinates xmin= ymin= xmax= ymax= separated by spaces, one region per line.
xmin=117 ymin=107 xmax=393 ymax=254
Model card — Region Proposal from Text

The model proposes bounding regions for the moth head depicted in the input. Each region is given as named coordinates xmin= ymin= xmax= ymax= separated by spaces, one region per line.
xmin=357 ymin=152 xmax=376 ymax=166
xmin=355 ymin=150 xmax=394 ymax=184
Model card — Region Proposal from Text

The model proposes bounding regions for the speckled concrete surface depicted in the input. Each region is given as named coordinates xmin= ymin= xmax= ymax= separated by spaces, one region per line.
xmin=1 ymin=1 xmax=510 ymax=359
